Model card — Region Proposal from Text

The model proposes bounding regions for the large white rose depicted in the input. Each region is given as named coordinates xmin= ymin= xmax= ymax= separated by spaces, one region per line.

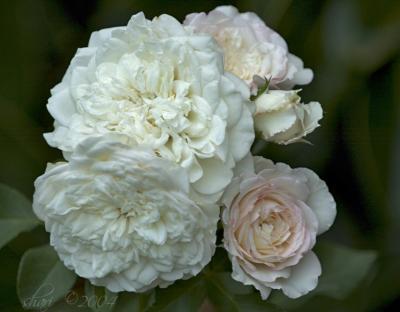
xmin=184 ymin=6 xmax=313 ymax=91
xmin=33 ymin=137 xmax=219 ymax=292
xmin=222 ymin=156 xmax=336 ymax=299
xmin=44 ymin=12 xmax=254 ymax=201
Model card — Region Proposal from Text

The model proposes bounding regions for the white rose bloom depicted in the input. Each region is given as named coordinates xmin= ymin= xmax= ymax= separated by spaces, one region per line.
xmin=254 ymin=90 xmax=323 ymax=144
xmin=184 ymin=6 xmax=313 ymax=91
xmin=44 ymin=12 xmax=254 ymax=201
xmin=33 ymin=137 xmax=219 ymax=292
xmin=222 ymin=157 xmax=336 ymax=299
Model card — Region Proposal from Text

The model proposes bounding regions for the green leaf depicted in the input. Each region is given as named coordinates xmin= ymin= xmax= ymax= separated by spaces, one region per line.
xmin=17 ymin=245 xmax=77 ymax=310
xmin=0 ymin=183 xmax=40 ymax=250
xmin=250 ymin=77 xmax=271 ymax=101
xmin=205 ymin=272 xmax=281 ymax=312
xmin=212 ymin=273 xmax=253 ymax=295
xmin=113 ymin=291 xmax=155 ymax=312
xmin=269 ymin=242 xmax=377 ymax=310
xmin=206 ymin=247 xmax=232 ymax=272
xmin=147 ymin=276 xmax=206 ymax=312
xmin=314 ymin=242 xmax=377 ymax=299
xmin=0 ymin=246 xmax=22 ymax=310
xmin=46 ymin=299 xmax=92 ymax=312
xmin=84 ymin=281 xmax=118 ymax=312
xmin=236 ymin=293 xmax=285 ymax=312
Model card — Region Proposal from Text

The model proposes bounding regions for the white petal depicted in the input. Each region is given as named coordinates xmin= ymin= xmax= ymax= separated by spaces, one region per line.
xmin=255 ymin=107 xmax=297 ymax=139
xmin=230 ymin=257 xmax=272 ymax=300
xmin=253 ymin=156 xmax=275 ymax=174
xmin=295 ymin=168 xmax=336 ymax=234
xmin=61 ymin=47 xmax=97 ymax=85
xmin=255 ymin=90 xmax=300 ymax=114
xmin=157 ymin=14 xmax=187 ymax=36
xmin=221 ymin=177 xmax=241 ymax=209
xmin=233 ymin=152 xmax=255 ymax=178
xmin=137 ymin=265 xmax=158 ymax=285
xmin=43 ymin=124 xmax=70 ymax=150
xmin=193 ymin=158 xmax=233 ymax=195
xmin=88 ymin=27 xmax=124 ymax=48
xmin=300 ymin=101 xmax=323 ymax=136
xmin=214 ymin=5 xmax=240 ymax=17
xmin=278 ymin=54 xmax=313 ymax=89
xmin=279 ymin=251 xmax=321 ymax=299
xmin=289 ymin=54 xmax=313 ymax=85
xmin=266 ymin=101 xmax=323 ymax=144
xmin=228 ymin=102 xmax=255 ymax=162
xmin=47 ymin=87 xmax=76 ymax=126
xmin=221 ymin=75 xmax=244 ymax=128
xmin=224 ymin=72 xmax=251 ymax=102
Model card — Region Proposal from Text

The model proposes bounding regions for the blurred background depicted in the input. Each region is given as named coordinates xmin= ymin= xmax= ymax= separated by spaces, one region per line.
xmin=0 ymin=0 xmax=399 ymax=311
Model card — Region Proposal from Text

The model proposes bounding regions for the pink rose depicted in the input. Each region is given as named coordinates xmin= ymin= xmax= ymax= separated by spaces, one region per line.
xmin=184 ymin=6 xmax=313 ymax=90
xmin=222 ymin=157 xmax=336 ymax=299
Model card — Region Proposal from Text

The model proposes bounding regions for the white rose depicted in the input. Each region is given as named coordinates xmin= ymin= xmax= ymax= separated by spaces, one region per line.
xmin=184 ymin=6 xmax=313 ymax=90
xmin=33 ymin=136 xmax=219 ymax=292
xmin=254 ymin=90 xmax=323 ymax=144
xmin=44 ymin=12 xmax=254 ymax=201
xmin=222 ymin=156 xmax=336 ymax=299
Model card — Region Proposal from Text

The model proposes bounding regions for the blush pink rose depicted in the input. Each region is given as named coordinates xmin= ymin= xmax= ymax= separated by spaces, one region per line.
xmin=184 ymin=6 xmax=313 ymax=91
xmin=222 ymin=156 xmax=336 ymax=299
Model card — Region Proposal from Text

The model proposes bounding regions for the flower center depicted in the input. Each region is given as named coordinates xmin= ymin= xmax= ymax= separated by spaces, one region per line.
xmin=214 ymin=28 xmax=263 ymax=82
xmin=73 ymin=51 xmax=217 ymax=165
xmin=254 ymin=211 xmax=292 ymax=253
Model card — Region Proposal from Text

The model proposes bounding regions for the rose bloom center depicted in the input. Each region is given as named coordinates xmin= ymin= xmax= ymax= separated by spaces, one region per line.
xmin=234 ymin=194 xmax=305 ymax=267
xmin=73 ymin=50 xmax=215 ymax=162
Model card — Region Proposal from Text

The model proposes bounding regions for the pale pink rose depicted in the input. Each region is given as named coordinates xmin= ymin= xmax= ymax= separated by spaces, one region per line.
xmin=222 ymin=157 xmax=336 ymax=299
xmin=184 ymin=6 xmax=313 ymax=91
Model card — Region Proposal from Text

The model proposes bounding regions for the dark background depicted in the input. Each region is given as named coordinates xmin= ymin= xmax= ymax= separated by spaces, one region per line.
xmin=0 ymin=0 xmax=399 ymax=311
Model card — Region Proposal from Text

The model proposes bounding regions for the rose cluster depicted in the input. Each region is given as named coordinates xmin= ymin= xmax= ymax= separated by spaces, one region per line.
xmin=33 ymin=6 xmax=336 ymax=300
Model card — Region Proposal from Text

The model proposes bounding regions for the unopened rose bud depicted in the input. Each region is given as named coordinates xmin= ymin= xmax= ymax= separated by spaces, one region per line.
xmin=254 ymin=90 xmax=323 ymax=144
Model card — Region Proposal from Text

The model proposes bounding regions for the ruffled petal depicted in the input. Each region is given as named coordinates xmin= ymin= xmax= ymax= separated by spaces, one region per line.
xmin=278 ymin=251 xmax=321 ymax=298
xmin=295 ymin=168 xmax=336 ymax=234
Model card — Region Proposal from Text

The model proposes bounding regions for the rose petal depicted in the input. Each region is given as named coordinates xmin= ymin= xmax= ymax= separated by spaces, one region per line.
xmin=255 ymin=107 xmax=297 ymax=139
xmin=295 ymin=168 xmax=337 ymax=234
xmin=47 ymin=88 xmax=76 ymax=126
xmin=231 ymin=257 xmax=272 ymax=300
xmin=278 ymin=251 xmax=321 ymax=298
xmin=193 ymin=158 xmax=233 ymax=195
